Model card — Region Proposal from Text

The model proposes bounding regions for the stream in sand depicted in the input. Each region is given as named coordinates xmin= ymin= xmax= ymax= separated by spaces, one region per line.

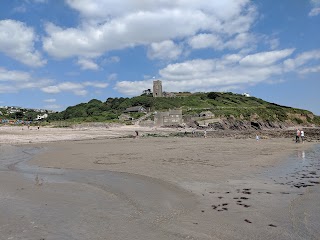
xmin=0 ymin=144 xmax=196 ymax=240
xmin=0 ymin=143 xmax=319 ymax=240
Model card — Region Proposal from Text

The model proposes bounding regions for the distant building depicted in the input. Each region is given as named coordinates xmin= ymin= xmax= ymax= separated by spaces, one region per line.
xmin=8 ymin=108 xmax=21 ymax=114
xmin=163 ymin=91 xmax=176 ymax=97
xmin=243 ymin=93 xmax=250 ymax=97
xmin=118 ymin=114 xmax=133 ymax=121
xmin=36 ymin=113 xmax=48 ymax=120
xmin=154 ymin=109 xmax=183 ymax=126
xmin=153 ymin=80 xmax=163 ymax=97
xmin=0 ymin=111 xmax=2 ymax=115
xmin=199 ymin=111 xmax=214 ymax=118
xmin=124 ymin=106 xmax=147 ymax=113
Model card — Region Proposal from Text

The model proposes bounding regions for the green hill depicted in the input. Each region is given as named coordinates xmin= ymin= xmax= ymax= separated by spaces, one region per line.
xmin=47 ymin=92 xmax=320 ymax=126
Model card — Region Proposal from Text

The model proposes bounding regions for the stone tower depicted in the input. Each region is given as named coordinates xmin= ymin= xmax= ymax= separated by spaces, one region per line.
xmin=153 ymin=80 xmax=163 ymax=97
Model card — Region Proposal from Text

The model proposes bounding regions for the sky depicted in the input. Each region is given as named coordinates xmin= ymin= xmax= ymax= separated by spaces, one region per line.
xmin=0 ymin=0 xmax=319 ymax=114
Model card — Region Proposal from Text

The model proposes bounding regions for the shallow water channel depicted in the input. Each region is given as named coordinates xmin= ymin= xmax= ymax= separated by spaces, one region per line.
xmin=0 ymin=144 xmax=195 ymax=240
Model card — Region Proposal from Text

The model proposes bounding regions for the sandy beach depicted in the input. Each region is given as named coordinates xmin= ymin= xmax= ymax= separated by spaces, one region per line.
xmin=1 ymin=126 xmax=319 ymax=239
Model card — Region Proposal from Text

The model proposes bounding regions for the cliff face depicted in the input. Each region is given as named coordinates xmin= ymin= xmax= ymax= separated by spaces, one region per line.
xmin=207 ymin=119 xmax=287 ymax=130
xmin=199 ymin=128 xmax=320 ymax=141
xmin=207 ymin=118 xmax=318 ymax=131
xmin=192 ymin=110 xmax=320 ymax=130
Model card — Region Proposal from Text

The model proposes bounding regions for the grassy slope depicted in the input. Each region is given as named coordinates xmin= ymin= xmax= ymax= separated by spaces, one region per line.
xmin=48 ymin=92 xmax=320 ymax=125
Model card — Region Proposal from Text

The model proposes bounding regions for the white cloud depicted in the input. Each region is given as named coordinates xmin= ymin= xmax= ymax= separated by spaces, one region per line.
xmin=269 ymin=38 xmax=280 ymax=50
xmin=41 ymin=85 xmax=60 ymax=94
xmin=147 ymin=40 xmax=182 ymax=60
xmin=41 ymin=82 xmax=87 ymax=96
xmin=74 ymin=89 xmax=88 ymax=96
xmin=309 ymin=0 xmax=320 ymax=16
xmin=0 ymin=67 xmax=53 ymax=93
xmin=41 ymin=81 xmax=108 ymax=95
xmin=43 ymin=0 xmax=256 ymax=59
xmin=299 ymin=65 xmax=320 ymax=74
xmin=0 ymin=85 xmax=17 ymax=93
xmin=188 ymin=34 xmax=223 ymax=49
xmin=102 ymin=56 xmax=120 ymax=64
xmin=159 ymin=59 xmax=217 ymax=81
xmin=0 ymin=20 xmax=46 ymax=67
xmin=114 ymin=80 xmax=153 ymax=96
xmin=309 ymin=7 xmax=320 ymax=16
xmin=107 ymin=73 xmax=117 ymax=81
xmin=24 ymin=0 xmax=48 ymax=3
xmin=239 ymin=48 xmax=295 ymax=66
xmin=44 ymin=104 xmax=62 ymax=110
xmin=44 ymin=98 xmax=56 ymax=103
xmin=0 ymin=67 xmax=31 ymax=82
xmin=284 ymin=49 xmax=320 ymax=71
xmin=224 ymin=33 xmax=256 ymax=50
xmin=77 ymin=58 xmax=99 ymax=70
xmin=66 ymin=0 xmax=253 ymax=23
xmin=189 ymin=32 xmax=256 ymax=51
xmin=83 ymin=81 xmax=109 ymax=88
xmin=115 ymin=49 xmax=319 ymax=96
xmin=0 ymin=68 xmax=108 ymax=95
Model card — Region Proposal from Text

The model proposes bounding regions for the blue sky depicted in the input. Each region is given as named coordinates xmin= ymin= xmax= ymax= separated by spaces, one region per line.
xmin=0 ymin=0 xmax=319 ymax=114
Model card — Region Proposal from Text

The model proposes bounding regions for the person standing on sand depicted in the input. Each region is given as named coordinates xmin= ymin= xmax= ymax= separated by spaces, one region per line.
xmin=135 ymin=130 xmax=139 ymax=139
xmin=296 ymin=129 xmax=300 ymax=143
xmin=300 ymin=130 xmax=305 ymax=143
xmin=204 ymin=129 xmax=207 ymax=138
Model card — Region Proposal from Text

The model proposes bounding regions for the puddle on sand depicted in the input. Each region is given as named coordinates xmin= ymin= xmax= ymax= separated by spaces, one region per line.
xmin=261 ymin=144 xmax=320 ymax=239
xmin=263 ymin=144 xmax=320 ymax=190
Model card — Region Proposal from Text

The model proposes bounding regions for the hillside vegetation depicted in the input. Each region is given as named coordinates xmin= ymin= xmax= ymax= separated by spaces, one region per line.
xmin=47 ymin=92 xmax=320 ymax=125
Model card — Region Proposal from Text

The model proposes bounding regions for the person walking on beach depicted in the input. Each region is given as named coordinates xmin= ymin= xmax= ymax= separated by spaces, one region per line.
xmin=135 ymin=130 xmax=139 ymax=139
xmin=296 ymin=129 xmax=300 ymax=143
xmin=204 ymin=129 xmax=207 ymax=138
xmin=300 ymin=130 xmax=305 ymax=143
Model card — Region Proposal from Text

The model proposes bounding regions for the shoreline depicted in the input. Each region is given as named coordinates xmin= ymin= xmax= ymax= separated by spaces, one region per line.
xmin=1 ymin=125 xmax=319 ymax=145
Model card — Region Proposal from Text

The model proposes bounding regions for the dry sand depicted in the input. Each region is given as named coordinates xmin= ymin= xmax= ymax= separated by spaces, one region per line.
xmin=1 ymin=126 xmax=319 ymax=240
xmin=0 ymin=125 xmax=176 ymax=144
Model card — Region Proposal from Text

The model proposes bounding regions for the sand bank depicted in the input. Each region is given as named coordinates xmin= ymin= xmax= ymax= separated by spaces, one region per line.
xmin=30 ymin=137 xmax=313 ymax=184
xmin=0 ymin=125 xmax=180 ymax=144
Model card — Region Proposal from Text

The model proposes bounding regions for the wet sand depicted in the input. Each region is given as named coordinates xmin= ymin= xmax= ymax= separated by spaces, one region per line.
xmin=1 ymin=131 xmax=320 ymax=239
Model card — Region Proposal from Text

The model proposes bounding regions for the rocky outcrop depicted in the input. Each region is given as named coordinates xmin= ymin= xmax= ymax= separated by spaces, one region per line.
xmin=201 ymin=128 xmax=320 ymax=142
xmin=205 ymin=118 xmax=289 ymax=131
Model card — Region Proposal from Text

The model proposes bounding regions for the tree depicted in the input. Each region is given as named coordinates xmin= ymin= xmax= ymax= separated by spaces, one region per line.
xmin=207 ymin=92 xmax=220 ymax=100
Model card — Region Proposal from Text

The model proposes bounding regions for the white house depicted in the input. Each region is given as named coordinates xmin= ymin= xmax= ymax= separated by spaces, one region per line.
xmin=243 ymin=93 xmax=250 ymax=97
xmin=36 ymin=113 xmax=48 ymax=120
